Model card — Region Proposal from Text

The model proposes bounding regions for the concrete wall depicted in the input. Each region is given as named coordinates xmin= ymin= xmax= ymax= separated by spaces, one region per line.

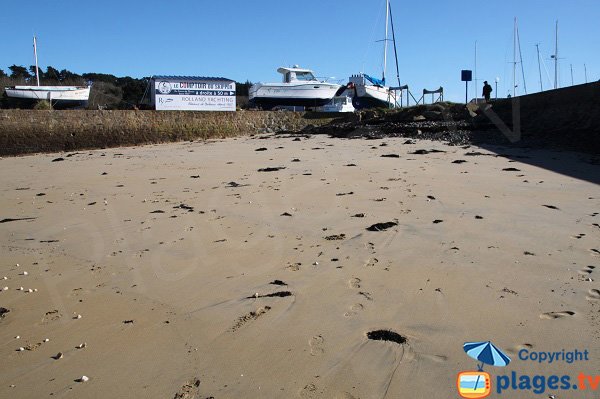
xmin=0 ymin=110 xmax=337 ymax=156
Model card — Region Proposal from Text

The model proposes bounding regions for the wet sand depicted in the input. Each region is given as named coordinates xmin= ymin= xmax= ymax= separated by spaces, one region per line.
xmin=1 ymin=135 xmax=599 ymax=398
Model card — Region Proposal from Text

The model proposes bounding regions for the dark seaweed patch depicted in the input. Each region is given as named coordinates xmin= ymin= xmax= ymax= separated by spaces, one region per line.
xmin=258 ymin=167 xmax=285 ymax=172
xmin=366 ymin=221 xmax=398 ymax=231
xmin=366 ymin=329 xmax=407 ymax=344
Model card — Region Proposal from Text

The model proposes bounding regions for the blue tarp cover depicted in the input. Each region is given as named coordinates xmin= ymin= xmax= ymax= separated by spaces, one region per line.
xmin=364 ymin=74 xmax=385 ymax=86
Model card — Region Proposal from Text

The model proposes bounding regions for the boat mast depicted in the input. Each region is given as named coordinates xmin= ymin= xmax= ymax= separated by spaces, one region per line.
xmin=517 ymin=22 xmax=527 ymax=94
xmin=33 ymin=35 xmax=40 ymax=86
xmin=513 ymin=18 xmax=517 ymax=97
xmin=536 ymin=44 xmax=543 ymax=91
xmin=554 ymin=20 xmax=559 ymax=89
xmin=570 ymin=64 xmax=574 ymax=85
xmin=474 ymin=40 xmax=478 ymax=101
xmin=389 ymin=2 xmax=401 ymax=87
xmin=584 ymin=63 xmax=588 ymax=83
xmin=382 ymin=0 xmax=389 ymax=84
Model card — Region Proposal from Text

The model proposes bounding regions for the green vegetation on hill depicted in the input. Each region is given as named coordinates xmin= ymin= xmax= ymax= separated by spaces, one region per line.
xmin=0 ymin=65 xmax=251 ymax=110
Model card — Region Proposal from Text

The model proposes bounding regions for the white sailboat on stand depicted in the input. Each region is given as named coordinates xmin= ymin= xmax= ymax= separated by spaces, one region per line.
xmin=4 ymin=36 xmax=91 ymax=108
xmin=347 ymin=0 xmax=401 ymax=109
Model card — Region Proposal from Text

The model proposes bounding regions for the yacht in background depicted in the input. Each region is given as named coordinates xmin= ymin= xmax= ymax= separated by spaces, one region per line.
xmin=249 ymin=66 xmax=342 ymax=109
xmin=4 ymin=36 xmax=91 ymax=108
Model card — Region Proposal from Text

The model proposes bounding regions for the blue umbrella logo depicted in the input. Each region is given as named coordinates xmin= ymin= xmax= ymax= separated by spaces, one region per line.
xmin=463 ymin=341 xmax=511 ymax=370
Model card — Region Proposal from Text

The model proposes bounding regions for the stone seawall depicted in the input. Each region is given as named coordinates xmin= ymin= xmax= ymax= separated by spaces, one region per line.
xmin=488 ymin=81 xmax=600 ymax=153
xmin=0 ymin=110 xmax=338 ymax=156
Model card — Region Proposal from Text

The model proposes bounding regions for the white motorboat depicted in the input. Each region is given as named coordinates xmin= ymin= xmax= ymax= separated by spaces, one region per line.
xmin=318 ymin=96 xmax=355 ymax=113
xmin=249 ymin=66 xmax=342 ymax=109
xmin=4 ymin=36 xmax=91 ymax=108
xmin=346 ymin=0 xmax=400 ymax=109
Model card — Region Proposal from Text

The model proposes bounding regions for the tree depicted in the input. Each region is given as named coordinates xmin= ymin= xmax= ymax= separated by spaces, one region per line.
xmin=117 ymin=76 xmax=147 ymax=109
xmin=9 ymin=65 xmax=31 ymax=80
xmin=28 ymin=65 xmax=39 ymax=80
xmin=45 ymin=66 xmax=61 ymax=82
xmin=59 ymin=68 xmax=82 ymax=83
xmin=82 ymin=73 xmax=118 ymax=85
xmin=0 ymin=69 xmax=6 ymax=78
xmin=236 ymin=80 xmax=252 ymax=96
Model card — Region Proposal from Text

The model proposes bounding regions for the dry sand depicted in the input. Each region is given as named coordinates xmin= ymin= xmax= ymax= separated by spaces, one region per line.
xmin=0 ymin=135 xmax=599 ymax=398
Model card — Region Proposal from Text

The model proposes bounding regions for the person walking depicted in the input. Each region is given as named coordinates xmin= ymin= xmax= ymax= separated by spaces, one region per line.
xmin=482 ymin=81 xmax=493 ymax=103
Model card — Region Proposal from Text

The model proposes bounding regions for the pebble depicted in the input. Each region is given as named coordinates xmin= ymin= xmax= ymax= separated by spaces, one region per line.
xmin=77 ymin=376 xmax=89 ymax=383
xmin=2 ymin=287 xmax=8 ymax=291
xmin=15 ymin=336 xmax=20 ymax=339
xmin=18 ymin=287 xmax=23 ymax=291
xmin=43 ymin=338 xmax=49 ymax=343
xmin=16 ymin=264 xmax=19 ymax=267
xmin=17 ymin=347 xmax=24 ymax=352
xmin=53 ymin=352 xmax=63 ymax=360
xmin=27 ymin=289 xmax=33 ymax=293
xmin=76 ymin=343 xmax=86 ymax=349
xmin=74 ymin=314 xmax=82 ymax=319
xmin=34 ymin=289 xmax=38 ymax=292
xmin=2 ymin=276 xmax=7 ymax=280
xmin=22 ymin=271 xmax=28 ymax=276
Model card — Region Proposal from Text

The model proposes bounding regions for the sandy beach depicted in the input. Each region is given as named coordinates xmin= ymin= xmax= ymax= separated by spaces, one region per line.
xmin=1 ymin=135 xmax=599 ymax=398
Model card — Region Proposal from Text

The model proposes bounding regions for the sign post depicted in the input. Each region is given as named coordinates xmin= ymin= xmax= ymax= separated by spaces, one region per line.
xmin=151 ymin=76 xmax=236 ymax=111
xmin=461 ymin=70 xmax=473 ymax=104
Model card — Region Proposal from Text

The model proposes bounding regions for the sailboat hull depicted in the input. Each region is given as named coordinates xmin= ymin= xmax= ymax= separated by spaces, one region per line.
xmin=4 ymin=86 xmax=91 ymax=109
xmin=351 ymin=84 xmax=397 ymax=109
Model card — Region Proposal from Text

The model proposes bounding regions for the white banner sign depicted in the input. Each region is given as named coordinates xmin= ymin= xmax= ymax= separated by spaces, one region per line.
xmin=154 ymin=79 xmax=236 ymax=111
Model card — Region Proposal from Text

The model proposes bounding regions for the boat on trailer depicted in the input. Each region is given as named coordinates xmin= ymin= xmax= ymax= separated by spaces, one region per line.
xmin=4 ymin=36 xmax=90 ymax=109
xmin=249 ymin=66 xmax=342 ymax=109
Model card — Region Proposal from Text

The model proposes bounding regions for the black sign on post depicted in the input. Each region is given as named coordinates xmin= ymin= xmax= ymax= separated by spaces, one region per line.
xmin=461 ymin=70 xmax=473 ymax=104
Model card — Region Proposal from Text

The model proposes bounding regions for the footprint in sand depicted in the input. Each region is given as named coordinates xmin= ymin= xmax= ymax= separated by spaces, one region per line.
xmin=344 ymin=303 xmax=365 ymax=318
xmin=348 ymin=277 xmax=361 ymax=289
xmin=586 ymin=289 xmax=600 ymax=301
xmin=590 ymin=249 xmax=600 ymax=257
xmin=299 ymin=383 xmax=320 ymax=398
xmin=506 ymin=344 xmax=533 ymax=356
xmin=571 ymin=233 xmax=586 ymax=239
xmin=309 ymin=335 xmax=325 ymax=356
xmin=287 ymin=262 xmax=301 ymax=272
xmin=579 ymin=265 xmax=596 ymax=275
xmin=358 ymin=291 xmax=373 ymax=301
xmin=230 ymin=306 xmax=271 ymax=332
xmin=41 ymin=309 xmax=62 ymax=324
xmin=364 ymin=258 xmax=379 ymax=267
xmin=173 ymin=378 xmax=201 ymax=399
xmin=540 ymin=311 xmax=576 ymax=319
xmin=333 ymin=393 xmax=357 ymax=399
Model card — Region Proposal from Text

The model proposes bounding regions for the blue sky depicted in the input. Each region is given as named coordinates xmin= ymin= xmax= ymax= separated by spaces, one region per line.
xmin=1 ymin=0 xmax=598 ymax=101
